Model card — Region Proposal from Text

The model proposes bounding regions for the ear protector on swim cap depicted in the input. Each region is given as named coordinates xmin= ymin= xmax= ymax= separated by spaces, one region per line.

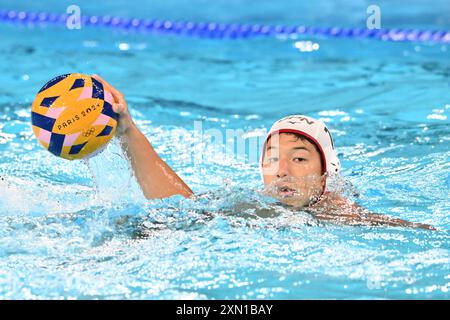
xmin=260 ymin=115 xmax=341 ymax=193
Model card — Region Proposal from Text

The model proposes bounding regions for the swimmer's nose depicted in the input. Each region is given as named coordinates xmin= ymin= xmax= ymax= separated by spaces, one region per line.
xmin=276 ymin=159 xmax=289 ymax=178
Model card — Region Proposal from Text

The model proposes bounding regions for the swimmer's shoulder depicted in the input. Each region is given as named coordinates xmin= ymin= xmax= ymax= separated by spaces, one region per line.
xmin=317 ymin=191 xmax=355 ymax=208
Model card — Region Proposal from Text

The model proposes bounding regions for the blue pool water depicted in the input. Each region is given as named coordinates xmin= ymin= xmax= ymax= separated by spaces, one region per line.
xmin=0 ymin=0 xmax=449 ymax=299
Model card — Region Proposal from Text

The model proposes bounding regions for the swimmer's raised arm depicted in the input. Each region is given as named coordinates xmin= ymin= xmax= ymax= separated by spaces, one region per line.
xmin=92 ymin=74 xmax=193 ymax=200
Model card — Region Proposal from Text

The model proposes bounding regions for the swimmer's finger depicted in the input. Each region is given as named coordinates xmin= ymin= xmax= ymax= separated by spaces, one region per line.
xmin=91 ymin=74 xmax=119 ymax=104
xmin=91 ymin=74 xmax=113 ymax=91
xmin=112 ymin=103 xmax=119 ymax=113
xmin=414 ymin=222 xmax=437 ymax=231
xmin=112 ymin=102 xmax=126 ymax=114
xmin=115 ymin=91 xmax=128 ymax=108
xmin=91 ymin=74 xmax=124 ymax=104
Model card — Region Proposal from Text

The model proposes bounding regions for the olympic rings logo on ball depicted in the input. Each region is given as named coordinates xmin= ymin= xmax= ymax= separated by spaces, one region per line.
xmin=83 ymin=128 xmax=96 ymax=138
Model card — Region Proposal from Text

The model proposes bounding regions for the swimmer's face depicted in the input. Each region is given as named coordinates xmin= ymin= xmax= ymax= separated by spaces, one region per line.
xmin=262 ymin=133 xmax=324 ymax=207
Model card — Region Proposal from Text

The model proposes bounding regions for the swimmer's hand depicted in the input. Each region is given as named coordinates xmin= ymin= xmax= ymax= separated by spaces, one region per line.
xmin=91 ymin=75 xmax=193 ymax=199
xmin=91 ymin=74 xmax=134 ymax=135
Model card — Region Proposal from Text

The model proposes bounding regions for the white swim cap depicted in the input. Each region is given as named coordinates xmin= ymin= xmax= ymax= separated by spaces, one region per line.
xmin=261 ymin=115 xmax=341 ymax=193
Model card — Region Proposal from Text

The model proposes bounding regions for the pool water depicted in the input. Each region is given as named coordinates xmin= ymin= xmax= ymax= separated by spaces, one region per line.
xmin=0 ymin=0 xmax=449 ymax=299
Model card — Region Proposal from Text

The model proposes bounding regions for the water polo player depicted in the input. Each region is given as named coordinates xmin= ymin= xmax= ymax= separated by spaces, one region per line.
xmin=91 ymin=74 xmax=435 ymax=230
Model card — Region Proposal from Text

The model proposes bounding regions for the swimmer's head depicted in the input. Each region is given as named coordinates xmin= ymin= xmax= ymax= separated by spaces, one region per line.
xmin=260 ymin=115 xmax=340 ymax=207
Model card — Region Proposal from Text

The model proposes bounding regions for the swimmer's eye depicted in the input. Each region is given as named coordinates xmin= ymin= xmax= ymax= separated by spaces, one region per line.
xmin=293 ymin=157 xmax=307 ymax=163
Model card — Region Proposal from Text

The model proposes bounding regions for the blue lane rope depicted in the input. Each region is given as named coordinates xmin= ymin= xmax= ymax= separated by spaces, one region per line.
xmin=1 ymin=10 xmax=449 ymax=43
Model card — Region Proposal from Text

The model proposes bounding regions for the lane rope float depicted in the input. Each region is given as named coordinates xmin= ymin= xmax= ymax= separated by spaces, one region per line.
xmin=1 ymin=10 xmax=449 ymax=43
